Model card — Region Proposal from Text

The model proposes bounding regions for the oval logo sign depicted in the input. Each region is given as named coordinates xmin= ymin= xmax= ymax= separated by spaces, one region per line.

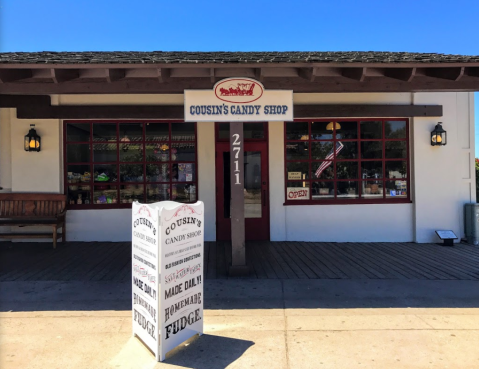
xmin=214 ymin=78 xmax=264 ymax=104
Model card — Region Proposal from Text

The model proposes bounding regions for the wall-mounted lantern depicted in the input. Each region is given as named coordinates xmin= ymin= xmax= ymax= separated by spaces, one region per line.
xmin=431 ymin=122 xmax=447 ymax=146
xmin=24 ymin=124 xmax=41 ymax=152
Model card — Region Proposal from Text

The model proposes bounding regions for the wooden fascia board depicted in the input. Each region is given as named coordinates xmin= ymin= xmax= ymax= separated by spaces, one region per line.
xmin=15 ymin=104 xmax=443 ymax=119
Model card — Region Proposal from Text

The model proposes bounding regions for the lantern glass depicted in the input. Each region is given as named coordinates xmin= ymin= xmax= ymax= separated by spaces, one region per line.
xmin=24 ymin=125 xmax=41 ymax=152
xmin=431 ymin=123 xmax=446 ymax=146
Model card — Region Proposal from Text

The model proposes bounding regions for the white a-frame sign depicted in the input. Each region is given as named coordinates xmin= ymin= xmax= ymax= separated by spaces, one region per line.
xmin=132 ymin=201 xmax=204 ymax=361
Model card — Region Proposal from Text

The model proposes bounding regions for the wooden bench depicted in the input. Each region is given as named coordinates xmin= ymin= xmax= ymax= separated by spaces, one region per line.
xmin=0 ymin=193 xmax=67 ymax=248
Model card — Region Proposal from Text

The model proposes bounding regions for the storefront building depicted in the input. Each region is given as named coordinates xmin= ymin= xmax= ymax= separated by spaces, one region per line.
xmin=0 ymin=51 xmax=478 ymax=247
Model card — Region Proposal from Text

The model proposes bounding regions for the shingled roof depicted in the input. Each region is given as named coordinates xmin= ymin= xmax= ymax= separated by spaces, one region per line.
xmin=1 ymin=51 xmax=479 ymax=64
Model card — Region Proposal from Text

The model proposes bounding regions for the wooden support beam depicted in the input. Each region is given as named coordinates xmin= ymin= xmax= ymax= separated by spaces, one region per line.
xmin=52 ymin=69 xmax=79 ymax=83
xmin=384 ymin=68 xmax=416 ymax=82
xmin=425 ymin=67 xmax=465 ymax=81
xmin=0 ymin=69 xmax=32 ymax=83
xmin=465 ymin=67 xmax=479 ymax=78
xmin=13 ymin=103 xmax=442 ymax=119
xmin=210 ymin=68 xmax=216 ymax=83
xmin=124 ymin=68 xmax=165 ymax=82
xmin=228 ymin=122 xmax=248 ymax=276
xmin=342 ymin=67 xmax=367 ymax=81
xmin=298 ymin=67 xmax=316 ymax=82
xmin=0 ymin=95 xmax=51 ymax=107
xmin=215 ymin=68 xmax=256 ymax=78
xmin=294 ymin=104 xmax=443 ymax=118
xmin=255 ymin=68 xmax=265 ymax=82
xmin=107 ymin=69 xmax=125 ymax=82
xmin=16 ymin=105 xmax=184 ymax=119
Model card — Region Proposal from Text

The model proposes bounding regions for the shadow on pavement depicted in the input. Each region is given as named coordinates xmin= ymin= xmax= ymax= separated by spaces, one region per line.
xmin=164 ymin=334 xmax=254 ymax=369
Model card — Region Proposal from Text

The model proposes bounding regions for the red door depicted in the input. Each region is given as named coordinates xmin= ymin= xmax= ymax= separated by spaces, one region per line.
xmin=216 ymin=141 xmax=270 ymax=241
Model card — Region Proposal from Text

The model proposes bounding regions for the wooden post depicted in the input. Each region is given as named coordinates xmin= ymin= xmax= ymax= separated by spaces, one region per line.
xmin=229 ymin=122 xmax=249 ymax=276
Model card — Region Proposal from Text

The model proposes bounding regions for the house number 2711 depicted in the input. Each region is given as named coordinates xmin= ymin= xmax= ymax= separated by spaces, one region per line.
xmin=232 ymin=133 xmax=241 ymax=185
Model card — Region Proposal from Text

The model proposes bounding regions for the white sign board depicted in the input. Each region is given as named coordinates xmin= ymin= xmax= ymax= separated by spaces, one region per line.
xmin=286 ymin=187 xmax=310 ymax=200
xmin=132 ymin=201 xmax=204 ymax=362
xmin=185 ymin=77 xmax=293 ymax=122
xmin=435 ymin=230 xmax=457 ymax=239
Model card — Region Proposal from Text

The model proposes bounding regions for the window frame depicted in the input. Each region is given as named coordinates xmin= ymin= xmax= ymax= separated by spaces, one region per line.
xmin=63 ymin=120 xmax=198 ymax=209
xmin=284 ymin=118 xmax=411 ymax=205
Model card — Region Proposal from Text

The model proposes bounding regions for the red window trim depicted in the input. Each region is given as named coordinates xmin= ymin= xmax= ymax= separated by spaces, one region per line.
xmin=64 ymin=120 xmax=199 ymax=210
xmin=284 ymin=118 xmax=411 ymax=205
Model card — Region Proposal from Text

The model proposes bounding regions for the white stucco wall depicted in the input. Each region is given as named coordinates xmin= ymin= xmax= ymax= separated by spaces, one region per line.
xmin=0 ymin=91 xmax=474 ymax=243
xmin=268 ymin=92 xmax=474 ymax=243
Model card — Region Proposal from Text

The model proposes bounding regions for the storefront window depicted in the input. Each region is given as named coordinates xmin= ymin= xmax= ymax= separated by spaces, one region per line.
xmin=65 ymin=121 xmax=197 ymax=208
xmin=284 ymin=119 xmax=409 ymax=204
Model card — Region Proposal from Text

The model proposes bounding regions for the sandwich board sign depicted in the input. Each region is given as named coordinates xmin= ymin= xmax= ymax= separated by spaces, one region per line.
xmin=132 ymin=200 xmax=204 ymax=361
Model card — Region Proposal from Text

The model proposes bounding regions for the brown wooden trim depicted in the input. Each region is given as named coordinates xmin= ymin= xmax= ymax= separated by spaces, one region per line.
xmin=0 ymin=95 xmax=51 ymax=107
xmin=0 ymin=69 xmax=32 ymax=83
xmin=342 ymin=67 xmax=367 ymax=81
xmin=384 ymin=68 xmax=416 ymax=82
xmin=294 ymin=105 xmax=442 ymax=118
xmin=17 ymin=105 xmax=184 ymax=119
xmin=2 ymin=78 xmax=479 ymax=94
xmin=15 ymin=104 xmax=442 ymax=119
xmin=425 ymin=67 xmax=465 ymax=81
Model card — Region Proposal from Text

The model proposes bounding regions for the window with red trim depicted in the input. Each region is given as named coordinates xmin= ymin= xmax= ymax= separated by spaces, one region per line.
xmin=284 ymin=119 xmax=410 ymax=204
xmin=64 ymin=121 xmax=197 ymax=209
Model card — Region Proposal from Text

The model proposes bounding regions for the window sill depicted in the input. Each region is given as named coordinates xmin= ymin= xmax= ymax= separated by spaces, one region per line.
xmin=283 ymin=199 xmax=412 ymax=206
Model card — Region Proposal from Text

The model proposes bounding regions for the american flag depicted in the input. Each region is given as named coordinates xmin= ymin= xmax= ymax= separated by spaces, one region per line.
xmin=315 ymin=141 xmax=344 ymax=178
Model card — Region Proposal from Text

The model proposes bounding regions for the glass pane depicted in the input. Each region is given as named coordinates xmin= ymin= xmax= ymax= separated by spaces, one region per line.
xmin=94 ymin=164 xmax=117 ymax=182
xmin=386 ymin=161 xmax=407 ymax=179
xmin=120 ymin=185 xmax=144 ymax=203
xmin=67 ymin=144 xmax=90 ymax=163
xmin=67 ymin=165 xmax=91 ymax=183
xmin=68 ymin=185 xmax=91 ymax=205
xmin=286 ymin=122 xmax=308 ymax=140
xmin=337 ymin=121 xmax=358 ymax=140
xmin=336 ymin=142 xmax=357 ymax=159
xmin=311 ymin=121 xmax=333 ymax=140
xmin=146 ymin=184 xmax=170 ymax=202
xmin=120 ymin=164 xmax=144 ymax=182
xmin=311 ymin=142 xmax=333 ymax=160
xmin=362 ymin=181 xmax=384 ymax=198
xmin=360 ymin=121 xmax=382 ymax=139
xmin=311 ymin=181 xmax=334 ymax=199
xmin=93 ymin=144 xmax=117 ymax=162
xmin=244 ymin=151 xmax=261 ymax=218
xmin=337 ymin=181 xmax=359 ymax=199
xmin=244 ymin=123 xmax=265 ymax=139
xmin=120 ymin=144 xmax=143 ymax=162
xmin=286 ymin=162 xmax=309 ymax=180
xmin=173 ymin=163 xmax=195 ymax=182
xmin=93 ymin=123 xmax=117 ymax=142
xmin=286 ymin=181 xmax=310 ymax=201
xmin=361 ymin=161 xmax=383 ymax=179
xmin=385 ymin=141 xmax=407 ymax=158
xmin=286 ymin=142 xmax=309 ymax=160
xmin=66 ymin=123 xmax=90 ymax=142
xmin=173 ymin=183 xmax=196 ymax=203
xmin=385 ymin=121 xmax=407 ymax=139
xmin=93 ymin=186 xmax=118 ymax=204
xmin=119 ymin=123 xmax=143 ymax=142
xmin=145 ymin=143 xmax=169 ymax=162
xmin=386 ymin=180 xmax=407 ymax=198
xmin=361 ymin=141 xmax=382 ymax=159
xmin=336 ymin=162 xmax=358 ymax=179
xmin=311 ymin=161 xmax=333 ymax=180
xmin=145 ymin=123 xmax=169 ymax=141
xmin=172 ymin=143 xmax=195 ymax=161
xmin=172 ymin=123 xmax=195 ymax=141
xmin=146 ymin=164 xmax=170 ymax=182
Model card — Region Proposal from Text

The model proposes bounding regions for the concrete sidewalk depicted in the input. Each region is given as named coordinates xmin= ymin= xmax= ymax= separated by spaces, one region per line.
xmin=1 ymin=280 xmax=479 ymax=368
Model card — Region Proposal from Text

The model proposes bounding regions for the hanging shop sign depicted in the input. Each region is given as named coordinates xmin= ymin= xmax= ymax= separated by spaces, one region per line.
xmin=286 ymin=187 xmax=310 ymax=200
xmin=184 ymin=77 xmax=293 ymax=122
xmin=132 ymin=201 xmax=204 ymax=362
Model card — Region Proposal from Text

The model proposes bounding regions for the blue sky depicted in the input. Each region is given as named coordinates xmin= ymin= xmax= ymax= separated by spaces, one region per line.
xmin=1 ymin=0 xmax=478 ymax=153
